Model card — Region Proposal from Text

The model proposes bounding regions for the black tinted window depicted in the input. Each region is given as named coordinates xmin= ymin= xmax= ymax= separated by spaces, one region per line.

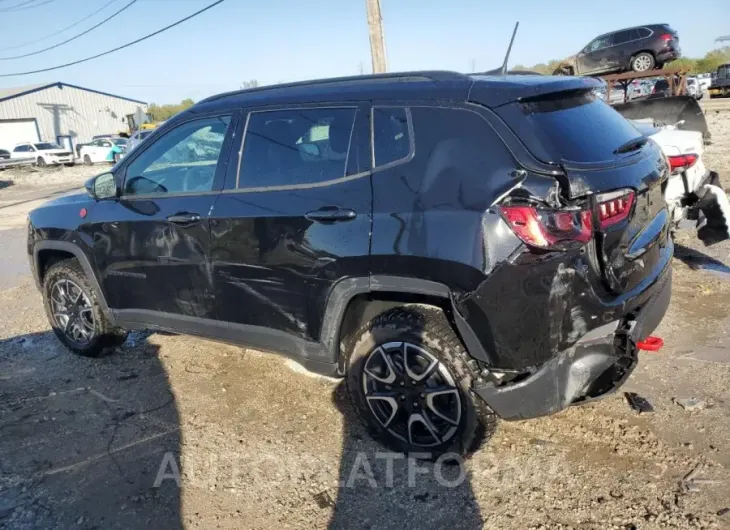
xmin=13 ymin=145 xmax=26 ymax=152
xmin=373 ymin=107 xmax=411 ymax=166
xmin=509 ymin=90 xmax=643 ymax=163
xmin=124 ymin=116 xmax=231 ymax=196
xmin=638 ymin=27 xmax=652 ymax=38
xmin=239 ymin=108 xmax=356 ymax=188
xmin=613 ymin=30 xmax=635 ymax=45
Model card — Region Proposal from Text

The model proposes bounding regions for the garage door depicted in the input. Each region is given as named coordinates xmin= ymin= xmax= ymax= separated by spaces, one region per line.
xmin=0 ymin=119 xmax=40 ymax=152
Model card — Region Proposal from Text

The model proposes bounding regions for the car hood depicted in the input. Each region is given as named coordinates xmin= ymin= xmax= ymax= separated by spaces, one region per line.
xmin=41 ymin=191 xmax=91 ymax=208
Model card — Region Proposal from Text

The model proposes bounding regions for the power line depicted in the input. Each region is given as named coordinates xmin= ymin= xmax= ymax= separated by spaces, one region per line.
xmin=0 ymin=0 xmax=225 ymax=77
xmin=0 ymin=0 xmax=118 ymax=52
xmin=0 ymin=0 xmax=138 ymax=60
xmin=0 ymin=0 xmax=59 ymax=12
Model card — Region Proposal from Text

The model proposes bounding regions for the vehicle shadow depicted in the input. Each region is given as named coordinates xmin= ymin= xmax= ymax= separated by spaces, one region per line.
xmin=327 ymin=313 xmax=484 ymax=529
xmin=0 ymin=180 xmax=13 ymax=190
xmin=0 ymin=330 xmax=182 ymax=529
xmin=674 ymin=243 xmax=730 ymax=275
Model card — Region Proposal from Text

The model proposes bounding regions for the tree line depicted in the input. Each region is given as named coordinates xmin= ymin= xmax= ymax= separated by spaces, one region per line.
xmin=513 ymin=46 xmax=730 ymax=75
xmin=147 ymin=80 xmax=261 ymax=122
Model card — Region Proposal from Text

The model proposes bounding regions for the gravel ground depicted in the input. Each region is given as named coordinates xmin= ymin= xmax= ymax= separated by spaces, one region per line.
xmin=1 ymin=117 xmax=729 ymax=530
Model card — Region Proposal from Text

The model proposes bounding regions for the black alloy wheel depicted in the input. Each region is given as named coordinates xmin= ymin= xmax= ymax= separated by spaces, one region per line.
xmin=345 ymin=306 xmax=496 ymax=458
xmin=362 ymin=341 xmax=462 ymax=447
xmin=49 ymin=279 xmax=96 ymax=346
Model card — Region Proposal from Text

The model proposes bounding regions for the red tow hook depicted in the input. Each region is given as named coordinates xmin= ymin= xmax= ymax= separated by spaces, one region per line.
xmin=636 ymin=336 xmax=664 ymax=352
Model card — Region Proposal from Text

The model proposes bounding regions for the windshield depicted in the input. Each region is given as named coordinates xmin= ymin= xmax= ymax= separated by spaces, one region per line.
xmin=111 ymin=138 xmax=128 ymax=146
xmin=34 ymin=143 xmax=61 ymax=150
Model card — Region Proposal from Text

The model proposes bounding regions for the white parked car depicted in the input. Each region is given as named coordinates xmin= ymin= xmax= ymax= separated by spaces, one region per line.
xmin=696 ymin=73 xmax=713 ymax=91
xmin=79 ymin=137 xmax=127 ymax=165
xmin=632 ymin=119 xmax=729 ymax=245
xmin=686 ymin=77 xmax=703 ymax=100
xmin=10 ymin=142 xmax=75 ymax=167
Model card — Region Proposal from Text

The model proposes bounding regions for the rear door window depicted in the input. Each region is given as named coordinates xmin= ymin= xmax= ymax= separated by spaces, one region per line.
xmin=238 ymin=107 xmax=356 ymax=188
xmin=372 ymin=107 xmax=411 ymax=167
xmin=613 ymin=30 xmax=636 ymax=45
xmin=496 ymin=89 xmax=643 ymax=164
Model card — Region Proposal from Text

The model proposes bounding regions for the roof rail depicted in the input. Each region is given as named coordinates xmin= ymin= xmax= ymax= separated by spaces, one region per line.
xmin=200 ymin=71 xmax=469 ymax=104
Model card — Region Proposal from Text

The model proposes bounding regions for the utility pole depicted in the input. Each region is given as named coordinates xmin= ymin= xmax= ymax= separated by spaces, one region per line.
xmin=365 ymin=0 xmax=387 ymax=73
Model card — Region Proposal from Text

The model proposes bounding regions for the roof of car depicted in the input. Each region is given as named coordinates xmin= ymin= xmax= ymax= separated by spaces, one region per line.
xmin=188 ymin=71 xmax=599 ymax=116
xmin=592 ymin=23 xmax=670 ymax=39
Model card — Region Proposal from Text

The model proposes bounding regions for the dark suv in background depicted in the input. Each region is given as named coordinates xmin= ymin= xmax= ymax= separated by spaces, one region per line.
xmin=554 ymin=24 xmax=680 ymax=76
xmin=27 ymin=72 xmax=672 ymax=457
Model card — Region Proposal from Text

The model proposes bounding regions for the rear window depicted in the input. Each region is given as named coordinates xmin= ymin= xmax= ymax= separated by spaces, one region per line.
xmin=498 ymin=89 xmax=643 ymax=164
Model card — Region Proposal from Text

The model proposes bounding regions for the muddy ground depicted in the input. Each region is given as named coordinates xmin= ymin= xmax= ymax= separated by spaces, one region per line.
xmin=1 ymin=117 xmax=729 ymax=529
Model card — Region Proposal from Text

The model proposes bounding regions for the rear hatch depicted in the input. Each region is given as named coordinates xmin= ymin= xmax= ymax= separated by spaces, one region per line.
xmin=488 ymin=87 xmax=670 ymax=294
xmin=657 ymin=24 xmax=680 ymax=52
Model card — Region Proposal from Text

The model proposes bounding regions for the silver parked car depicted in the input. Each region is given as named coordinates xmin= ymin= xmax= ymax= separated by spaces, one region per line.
xmin=126 ymin=129 xmax=154 ymax=153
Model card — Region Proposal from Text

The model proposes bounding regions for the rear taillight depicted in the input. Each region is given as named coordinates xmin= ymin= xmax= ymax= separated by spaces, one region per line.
xmin=668 ymin=153 xmax=698 ymax=173
xmin=659 ymin=33 xmax=673 ymax=42
xmin=500 ymin=205 xmax=592 ymax=250
xmin=596 ymin=189 xmax=635 ymax=229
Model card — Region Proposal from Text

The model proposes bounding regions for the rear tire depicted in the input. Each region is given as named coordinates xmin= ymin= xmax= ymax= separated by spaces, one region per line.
xmin=344 ymin=306 xmax=496 ymax=459
xmin=42 ymin=259 xmax=126 ymax=357
xmin=83 ymin=155 xmax=92 ymax=166
xmin=631 ymin=52 xmax=655 ymax=73
xmin=36 ymin=157 xmax=46 ymax=167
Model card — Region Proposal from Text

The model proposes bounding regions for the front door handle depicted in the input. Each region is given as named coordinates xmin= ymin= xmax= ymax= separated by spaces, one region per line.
xmin=305 ymin=207 xmax=357 ymax=223
xmin=167 ymin=212 xmax=201 ymax=226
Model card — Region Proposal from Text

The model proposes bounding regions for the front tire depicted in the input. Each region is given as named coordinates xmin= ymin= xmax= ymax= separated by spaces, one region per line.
xmin=631 ymin=52 xmax=655 ymax=72
xmin=36 ymin=157 xmax=46 ymax=167
xmin=43 ymin=259 xmax=126 ymax=357
xmin=344 ymin=306 xmax=496 ymax=459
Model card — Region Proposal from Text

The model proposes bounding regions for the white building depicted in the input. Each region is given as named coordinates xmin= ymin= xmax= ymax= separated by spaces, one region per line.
xmin=0 ymin=82 xmax=147 ymax=153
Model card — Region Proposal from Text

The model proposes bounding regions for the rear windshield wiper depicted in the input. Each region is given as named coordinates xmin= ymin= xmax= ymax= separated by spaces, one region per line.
xmin=613 ymin=136 xmax=648 ymax=154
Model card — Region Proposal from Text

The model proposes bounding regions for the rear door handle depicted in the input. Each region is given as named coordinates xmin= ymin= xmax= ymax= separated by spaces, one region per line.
xmin=167 ymin=212 xmax=201 ymax=226
xmin=305 ymin=207 xmax=357 ymax=223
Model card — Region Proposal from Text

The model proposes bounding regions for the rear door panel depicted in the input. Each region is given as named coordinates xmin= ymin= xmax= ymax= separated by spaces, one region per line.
xmin=209 ymin=103 xmax=372 ymax=344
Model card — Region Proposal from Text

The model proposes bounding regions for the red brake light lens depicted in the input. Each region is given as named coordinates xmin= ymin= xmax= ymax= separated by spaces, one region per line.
xmin=596 ymin=189 xmax=635 ymax=229
xmin=659 ymin=33 xmax=673 ymax=42
xmin=667 ymin=154 xmax=698 ymax=172
xmin=500 ymin=205 xmax=592 ymax=249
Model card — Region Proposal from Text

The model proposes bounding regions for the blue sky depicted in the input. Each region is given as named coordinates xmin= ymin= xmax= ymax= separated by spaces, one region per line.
xmin=0 ymin=0 xmax=727 ymax=104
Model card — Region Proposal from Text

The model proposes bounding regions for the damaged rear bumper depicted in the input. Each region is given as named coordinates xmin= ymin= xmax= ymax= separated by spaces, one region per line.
xmin=473 ymin=268 xmax=671 ymax=420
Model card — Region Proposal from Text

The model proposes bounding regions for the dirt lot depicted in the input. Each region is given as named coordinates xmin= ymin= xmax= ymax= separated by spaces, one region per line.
xmin=1 ymin=117 xmax=730 ymax=530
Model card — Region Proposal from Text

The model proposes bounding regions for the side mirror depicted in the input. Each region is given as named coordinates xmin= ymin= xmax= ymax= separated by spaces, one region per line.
xmin=85 ymin=172 xmax=118 ymax=201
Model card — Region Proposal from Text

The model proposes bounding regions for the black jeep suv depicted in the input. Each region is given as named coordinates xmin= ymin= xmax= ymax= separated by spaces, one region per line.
xmin=28 ymin=72 xmax=672 ymax=457
xmin=554 ymin=24 xmax=681 ymax=76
